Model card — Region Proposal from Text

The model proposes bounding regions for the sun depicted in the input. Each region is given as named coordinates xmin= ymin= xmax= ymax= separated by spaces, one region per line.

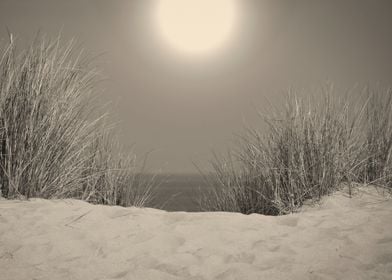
xmin=155 ymin=0 xmax=237 ymax=55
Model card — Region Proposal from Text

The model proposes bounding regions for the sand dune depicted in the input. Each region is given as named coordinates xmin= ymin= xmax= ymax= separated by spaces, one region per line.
xmin=0 ymin=187 xmax=391 ymax=280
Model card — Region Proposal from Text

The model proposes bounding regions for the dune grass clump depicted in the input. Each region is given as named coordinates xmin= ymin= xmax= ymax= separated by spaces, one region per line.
xmin=357 ymin=89 xmax=392 ymax=188
xmin=0 ymin=35 xmax=156 ymax=207
xmin=201 ymin=88 xmax=370 ymax=215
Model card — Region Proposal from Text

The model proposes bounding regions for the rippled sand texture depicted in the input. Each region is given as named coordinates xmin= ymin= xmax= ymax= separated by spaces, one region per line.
xmin=0 ymin=187 xmax=391 ymax=280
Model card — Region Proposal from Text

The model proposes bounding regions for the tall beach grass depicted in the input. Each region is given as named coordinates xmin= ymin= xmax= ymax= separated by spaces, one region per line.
xmin=357 ymin=88 xmax=392 ymax=188
xmin=0 ymin=35 xmax=156 ymax=207
xmin=201 ymin=86 xmax=392 ymax=215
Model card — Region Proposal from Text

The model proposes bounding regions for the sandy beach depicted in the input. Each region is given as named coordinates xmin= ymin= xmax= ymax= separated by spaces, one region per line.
xmin=0 ymin=187 xmax=391 ymax=280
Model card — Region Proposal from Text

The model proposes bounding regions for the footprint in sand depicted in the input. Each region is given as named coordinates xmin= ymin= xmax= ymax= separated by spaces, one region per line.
xmin=277 ymin=216 xmax=299 ymax=227
xmin=377 ymin=237 xmax=392 ymax=245
xmin=225 ymin=252 xmax=255 ymax=264
xmin=155 ymin=263 xmax=192 ymax=278
xmin=110 ymin=270 xmax=129 ymax=279
xmin=376 ymin=253 xmax=392 ymax=265
xmin=266 ymin=244 xmax=281 ymax=252
xmin=0 ymin=214 xmax=7 ymax=224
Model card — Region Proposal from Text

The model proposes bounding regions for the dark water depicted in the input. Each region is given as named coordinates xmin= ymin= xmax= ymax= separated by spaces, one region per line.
xmin=150 ymin=174 xmax=211 ymax=212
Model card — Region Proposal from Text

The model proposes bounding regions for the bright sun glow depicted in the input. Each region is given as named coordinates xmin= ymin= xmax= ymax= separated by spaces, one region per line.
xmin=156 ymin=0 xmax=237 ymax=55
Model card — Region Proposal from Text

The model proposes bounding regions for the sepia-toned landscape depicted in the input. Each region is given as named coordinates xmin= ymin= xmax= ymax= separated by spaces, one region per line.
xmin=0 ymin=1 xmax=391 ymax=279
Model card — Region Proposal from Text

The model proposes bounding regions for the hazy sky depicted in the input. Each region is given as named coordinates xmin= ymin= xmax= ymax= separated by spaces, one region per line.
xmin=1 ymin=0 xmax=392 ymax=173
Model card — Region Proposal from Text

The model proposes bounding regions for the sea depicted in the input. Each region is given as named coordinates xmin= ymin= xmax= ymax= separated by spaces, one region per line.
xmin=149 ymin=174 xmax=211 ymax=212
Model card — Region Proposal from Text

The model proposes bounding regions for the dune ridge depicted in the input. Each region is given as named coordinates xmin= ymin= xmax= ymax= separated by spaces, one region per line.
xmin=0 ymin=187 xmax=391 ymax=280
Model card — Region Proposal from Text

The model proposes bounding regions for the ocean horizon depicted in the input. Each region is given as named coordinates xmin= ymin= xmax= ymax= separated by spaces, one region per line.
xmin=150 ymin=173 xmax=211 ymax=212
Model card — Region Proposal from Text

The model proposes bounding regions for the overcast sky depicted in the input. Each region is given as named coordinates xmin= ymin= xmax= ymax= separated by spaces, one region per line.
xmin=1 ymin=0 xmax=392 ymax=173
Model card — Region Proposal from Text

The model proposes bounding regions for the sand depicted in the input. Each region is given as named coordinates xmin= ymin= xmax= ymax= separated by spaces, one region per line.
xmin=0 ymin=187 xmax=391 ymax=280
